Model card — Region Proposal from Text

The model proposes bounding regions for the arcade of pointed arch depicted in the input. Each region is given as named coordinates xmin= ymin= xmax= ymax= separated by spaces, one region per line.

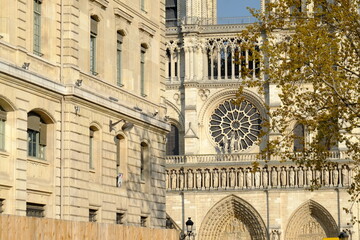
xmin=198 ymin=195 xmax=267 ymax=240
xmin=165 ymin=36 xmax=259 ymax=82
xmin=285 ymin=200 xmax=339 ymax=240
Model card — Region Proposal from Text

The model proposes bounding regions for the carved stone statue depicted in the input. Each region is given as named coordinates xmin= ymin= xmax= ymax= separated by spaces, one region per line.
xmin=262 ymin=168 xmax=268 ymax=188
xmin=229 ymin=169 xmax=236 ymax=188
xmin=246 ymin=168 xmax=252 ymax=188
xmin=324 ymin=166 xmax=329 ymax=186
xmin=171 ymin=170 xmax=177 ymax=189
xmin=289 ymin=167 xmax=295 ymax=186
xmin=238 ymin=168 xmax=244 ymax=188
xmin=255 ymin=169 xmax=260 ymax=188
xmin=179 ymin=169 xmax=184 ymax=190
xmin=205 ymin=169 xmax=210 ymax=188
xmin=271 ymin=167 xmax=278 ymax=187
xmin=298 ymin=167 xmax=304 ymax=187
xmin=230 ymin=131 xmax=236 ymax=153
xmin=221 ymin=169 xmax=227 ymax=188
xmin=196 ymin=169 xmax=202 ymax=189
xmin=306 ymin=167 xmax=313 ymax=186
xmin=187 ymin=169 xmax=193 ymax=189
xmin=280 ymin=167 xmax=286 ymax=187
xmin=213 ymin=169 xmax=219 ymax=188
xmin=222 ymin=134 xmax=229 ymax=154
xmin=333 ymin=166 xmax=339 ymax=186
xmin=342 ymin=165 xmax=348 ymax=186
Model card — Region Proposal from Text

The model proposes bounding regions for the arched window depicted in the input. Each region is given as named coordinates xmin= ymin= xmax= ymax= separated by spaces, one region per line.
xmin=140 ymin=142 xmax=149 ymax=181
xmin=27 ymin=112 xmax=47 ymax=159
xmin=89 ymin=126 xmax=99 ymax=169
xmin=116 ymin=134 xmax=127 ymax=187
xmin=0 ymin=106 xmax=6 ymax=151
xmin=293 ymin=123 xmax=305 ymax=152
xmin=166 ymin=124 xmax=179 ymax=155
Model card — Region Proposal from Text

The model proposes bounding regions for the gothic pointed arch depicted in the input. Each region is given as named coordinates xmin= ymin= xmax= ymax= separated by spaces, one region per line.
xmin=198 ymin=195 xmax=267 ymax=240
xmin=285 ymin=200 xmax=338 ymax=240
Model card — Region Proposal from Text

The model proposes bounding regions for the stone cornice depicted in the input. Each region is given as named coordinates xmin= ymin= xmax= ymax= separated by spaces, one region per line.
xmin=114 ymin=7 xmax=134 ymax=23
xmin=89 ymin=0 xmax=109 ymax=9
xmin=139 ymin=22 xmax=156 ymax=37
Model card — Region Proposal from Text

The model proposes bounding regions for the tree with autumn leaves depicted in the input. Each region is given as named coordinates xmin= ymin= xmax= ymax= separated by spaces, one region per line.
xmin=238 ymin=0 xmax=360 ymax=207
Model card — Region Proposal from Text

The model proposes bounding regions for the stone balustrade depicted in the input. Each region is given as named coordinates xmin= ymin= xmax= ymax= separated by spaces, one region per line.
xmin=166 ymin=164 xmax=352 ymax=191
xmin=166 ymin=151 xmax=350 ymax=165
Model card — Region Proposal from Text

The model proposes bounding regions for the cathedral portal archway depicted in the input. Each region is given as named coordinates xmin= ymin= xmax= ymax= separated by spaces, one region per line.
xmin=198 ymin=195 xmax=267 ymax=240
xmin=285 ymin=200 xmax=338 ymax=240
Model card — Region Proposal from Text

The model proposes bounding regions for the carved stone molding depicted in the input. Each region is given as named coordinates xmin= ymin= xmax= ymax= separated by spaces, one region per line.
xmin=114 ymin=7 xmax=133 ymax=23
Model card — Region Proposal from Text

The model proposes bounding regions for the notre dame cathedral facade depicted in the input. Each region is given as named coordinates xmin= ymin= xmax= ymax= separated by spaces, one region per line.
xmin=164 ymin=0 xmax=358 ymax=239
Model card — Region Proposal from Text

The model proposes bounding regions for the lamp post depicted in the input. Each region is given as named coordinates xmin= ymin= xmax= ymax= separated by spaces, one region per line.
xmin=181 ymin=217 xmax=194 ymax=239
xmin=338 ymin=230 xmax=349 ymax=240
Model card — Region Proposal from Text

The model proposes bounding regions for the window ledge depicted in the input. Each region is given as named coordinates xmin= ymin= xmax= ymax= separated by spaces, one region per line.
xmin=0 ymin=150 xmax=9 ymax=157
xmin=27 ymin=157 xmax=49 ymax=166
xmin=89 ymin=169 xmax=96 ymax=173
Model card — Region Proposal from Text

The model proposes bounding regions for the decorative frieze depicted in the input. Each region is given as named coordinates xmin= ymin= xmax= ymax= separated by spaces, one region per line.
xmin=166 ymin=165 xmax=351 ymax=191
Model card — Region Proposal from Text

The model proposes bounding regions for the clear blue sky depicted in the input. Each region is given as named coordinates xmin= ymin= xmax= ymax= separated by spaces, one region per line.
xmin=217 ymin=0 xmax=261 ymax=17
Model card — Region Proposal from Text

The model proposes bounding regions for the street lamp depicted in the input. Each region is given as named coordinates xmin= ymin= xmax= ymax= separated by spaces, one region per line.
xmin=338 ymin=230 xmax=349 ymax=240
xmin=186 ymin=217 xmax=194 ymax=236
xmin=181 ymin=217 xmax=194 ymax=239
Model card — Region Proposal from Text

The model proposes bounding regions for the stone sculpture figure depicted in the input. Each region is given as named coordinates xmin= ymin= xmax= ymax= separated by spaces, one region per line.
xmin=229 ymin=169 xmax=236 ymax=187
xmin=262 ymin=168 xmax=268 ymax=187
xmin=213 ymin=169 xmax=219 ymax=188
xmin=221 ymin=169 xmax=227 ymax=188
xmin=238 ymin=168 xmax=244 ymax=188
xmin=171 ymin=170 xmax=177 ymax=189
xmin=246 ymin=168 xmax=252 ymax=188
xmin=298 ymin=167 xmax=304 ymax=187
xmin=271 ymin=167 xmax=278 ymax=187
xmin=230 ymin=131 xmax=236 ymax=153
xmin=342 ymin=165 xmax=348 ymax=186
xmin=255 ymin=169 xmax=260 ymax=188
xmin=315 ymin=169 xmax=321 ymax=185
xmin=306 ymin=167 xmax=313 ymax=186
xmin=196 ymin=170 xmax=202 ymax=189
xmin=280 ymin=167 xmax=286 ymax=187
xmin=222 ymin=134 xmax=229 ymax=154
xmin=205 ymin=170 xmax=210 ymax=188
xmin=179 ymin=169 xmax=184 ymax=190
xmin=289 ymin=167 xmax=295 ymax=186
xmin=333 ymin=166 xmax=339 ymax=186
xmin=187 ymin=169 xmax=193 ymax=189
xmin=324 ymin=166 xmax=329 ymax=186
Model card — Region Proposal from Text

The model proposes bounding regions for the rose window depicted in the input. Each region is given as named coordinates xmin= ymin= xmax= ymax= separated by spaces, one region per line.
xmin=209 ymin=99 xmax=262 ymax=152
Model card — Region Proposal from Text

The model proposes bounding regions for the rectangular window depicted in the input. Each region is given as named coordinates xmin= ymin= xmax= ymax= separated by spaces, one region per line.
xmin=140 ymin=0 xmax=145 ymax=11
xmin=33 ymin=0 xmax=42 ymax=56
xmin=26 ymin=203 xmax=45 ymax=218
xmin=140 ymin=47 xmax=146 ymax=96
xmin=90 ymin=17 xmax=98 ymax=75
xmin=140 ymin=216 xmax=147 ymax=227
xmin=117 ymin=33 xmax=123 ymax=87
xmin=89 ymin=129 xmax=94 ymax=169
xmin=116 ymin=212 xmax=124 ymax=224
xmin=89 ymin=209 xmax=97 ymax=222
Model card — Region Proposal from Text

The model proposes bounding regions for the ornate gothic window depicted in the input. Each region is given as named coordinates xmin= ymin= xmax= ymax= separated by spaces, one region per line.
xmin=209 ymin=99 xmax=262 ymax=152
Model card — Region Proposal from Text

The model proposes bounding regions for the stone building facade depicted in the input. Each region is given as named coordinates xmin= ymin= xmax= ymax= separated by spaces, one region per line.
xmin=164 ymin=0 xmax=358 ymax=239
xmin=0 ymin=0 xmax=169 ymax=227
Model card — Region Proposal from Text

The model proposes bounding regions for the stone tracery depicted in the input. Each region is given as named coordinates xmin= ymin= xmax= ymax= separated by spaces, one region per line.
xmin=209 ymin=99 xmax=262 ymax=152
